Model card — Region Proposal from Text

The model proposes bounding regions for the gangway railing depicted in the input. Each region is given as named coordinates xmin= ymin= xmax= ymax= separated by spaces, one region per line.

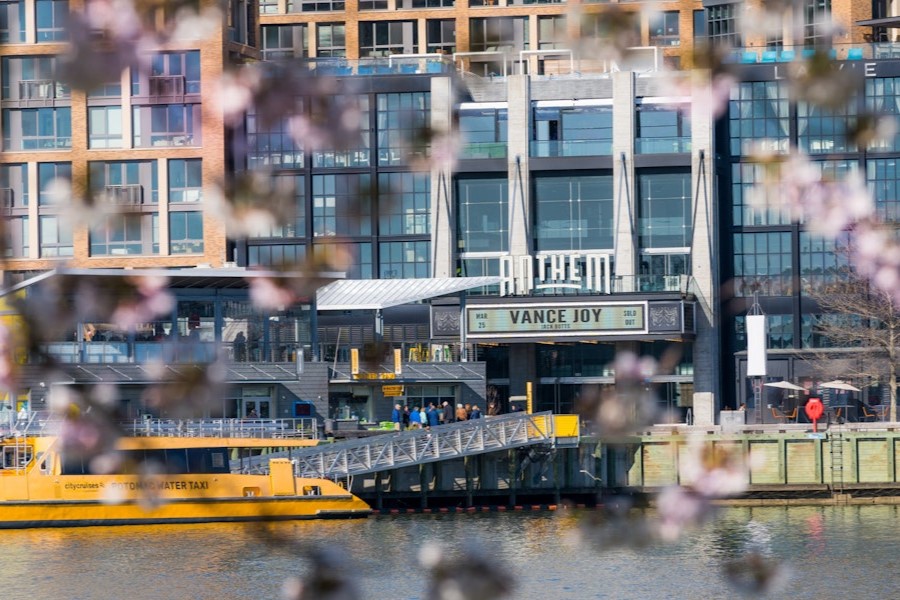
xmin=274 ymin=411 xmax=556 ymax=479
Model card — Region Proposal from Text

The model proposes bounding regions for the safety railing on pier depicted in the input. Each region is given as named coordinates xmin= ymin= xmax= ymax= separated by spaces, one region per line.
xmin=273 ymin=411 xmax=556 ymax=479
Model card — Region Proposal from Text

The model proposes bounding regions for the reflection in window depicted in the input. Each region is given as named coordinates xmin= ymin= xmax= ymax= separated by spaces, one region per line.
xmin=459 ymin=107 xmax=506 ymax=159
xmin=866 ymin=78 xmax=900 ymax=152
xmin=732 ymin=232 xmax=793 ymax=297
xmin=169 ymin=159 xmax=202 ymax=203
xmin=534 ymin=174 xmax=614 ymax=251
xmin=799 ymin=232 xmax=850 ymax=293
xmin=457 ymin=177 xmax=508 ymax=253
xmin=39 ymin=215 xmax=73 ymax=257
xmin=376 ymin=92 xmax=429 ymax=166
xmin=728 ymin=81 xmax=789 ymax=156
xmin=379 ymin=172 xmax=430 ymax=236
xmin=169 ymin=211 xmax=204 ymax=254
xmin=532 ymin=105 xmax=612 ymax=157
xmin=379 ymin=240 xmax=430 ymax=279
xmin=312 ymin=174 xmax=371 ymax=237
xmin=36 ymin=0 xmax=67 ymax=41
xmin=637 ymin=172 xmax=691 ymax=249
xmin=249 ymin=174 xmax=304 ymax=238
xmin=734 ymin=314 xmax=794 ymax=352
xmin=249 ymin=243 xmax=307 ymax=267
xmin=88 ymin=106 xmax=123 ymax=149
xmin=90 ymin=213 xmax=158 ymax=256
xmin=635 ymin=105 xmax=691 ymax=154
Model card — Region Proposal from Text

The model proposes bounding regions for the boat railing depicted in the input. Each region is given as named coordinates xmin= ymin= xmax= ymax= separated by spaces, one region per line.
xmin=124 ymin=417 xmax=319 ymax=440
xmin=6 ymin=412 xmax=318 ymax=441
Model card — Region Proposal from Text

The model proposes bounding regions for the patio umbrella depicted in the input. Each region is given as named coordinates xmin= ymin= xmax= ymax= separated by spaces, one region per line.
xmin=763 ymin=381 xmax=806 ymax=391
xmin=819 ymin=380 xmax=861 ymax=392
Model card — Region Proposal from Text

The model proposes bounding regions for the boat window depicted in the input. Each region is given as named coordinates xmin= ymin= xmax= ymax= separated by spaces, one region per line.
xmin=2 ymin=445 xmax=33 ymax=469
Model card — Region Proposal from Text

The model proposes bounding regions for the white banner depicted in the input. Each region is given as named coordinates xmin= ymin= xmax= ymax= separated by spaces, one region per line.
xmin=746 ymin=315 xmax=767 ymax=377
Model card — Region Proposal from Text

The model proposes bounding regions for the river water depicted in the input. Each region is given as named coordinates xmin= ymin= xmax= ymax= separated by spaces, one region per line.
xmin=0 ymin=505 xmax=897 ymax=600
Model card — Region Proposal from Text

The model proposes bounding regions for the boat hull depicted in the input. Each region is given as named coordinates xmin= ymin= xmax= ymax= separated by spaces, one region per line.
xmin=0 ymin=495 xmax=371 ymax=529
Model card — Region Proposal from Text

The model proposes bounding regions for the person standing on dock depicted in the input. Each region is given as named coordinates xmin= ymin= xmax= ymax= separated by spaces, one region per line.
xmin=427 ymin=403 xmax=439 ymax=428
xmin=402 ymin=406 xmax=411 ymax=430
xmin=392 ymin=404 xmax=403 ymax=431
xmin=487 ymin=402 xmax=500 ymax=417
xmin=470 ymin=405 xmax=483 ymax=419
xmin=442 ymin=401 xmax=453 ymax=423
xmin=456 ymin=404 xmax=468 ymax=422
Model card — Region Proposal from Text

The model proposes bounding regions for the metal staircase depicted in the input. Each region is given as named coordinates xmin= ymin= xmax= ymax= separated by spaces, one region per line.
xmin=238 ymin=411 xmax=559 ymax=479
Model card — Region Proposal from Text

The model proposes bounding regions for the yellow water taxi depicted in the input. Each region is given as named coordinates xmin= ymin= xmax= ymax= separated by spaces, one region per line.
xmin=0 ymin=416 xmax=371 ymax=528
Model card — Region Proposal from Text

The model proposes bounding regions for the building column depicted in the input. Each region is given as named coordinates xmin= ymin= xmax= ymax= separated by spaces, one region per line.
xmin=506 ymin=74 xmax=531 ymax=258
xmin=690 ymin=70 xmax=719 ymax=424
xmin=430 ymin=76 xmax=454 ymax=278
xmin=612 ymin=71 xmax=636 ymax=290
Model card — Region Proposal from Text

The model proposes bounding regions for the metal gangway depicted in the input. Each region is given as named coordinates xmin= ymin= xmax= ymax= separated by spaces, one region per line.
xmin=242 ymin=411 xmax=560 ymax=479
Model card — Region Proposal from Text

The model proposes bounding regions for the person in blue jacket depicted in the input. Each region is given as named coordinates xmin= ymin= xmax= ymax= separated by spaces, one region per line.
xmin=391 ymin=403 xmax=403 ymax=431
xmin=470 ymin=405 xmax=483 ymax=419
xmin=427 ymin=403 xmax=440 ymax=427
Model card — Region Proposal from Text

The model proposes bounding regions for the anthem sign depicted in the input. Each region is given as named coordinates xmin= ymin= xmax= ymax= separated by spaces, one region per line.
xmin=499 ymin=253 xmax=612 ymax=296
xmin=466 ymin=302 xmax=646 ymax=339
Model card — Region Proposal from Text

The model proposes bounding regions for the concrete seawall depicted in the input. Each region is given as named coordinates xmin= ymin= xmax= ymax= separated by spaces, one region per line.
xmin=352 ymin=423 xmax=900 ymax=509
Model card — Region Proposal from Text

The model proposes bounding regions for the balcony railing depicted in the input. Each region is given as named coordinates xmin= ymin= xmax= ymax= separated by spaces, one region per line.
xmin=530 ymin=139 xmax=613 ymax=158
xmin=635 ymin=137 xmax=691 ymax=154
xmin=42 ymin=341 xmax=307 ymax=365
xmin=460 ymin=142 xmax=507 ymax=159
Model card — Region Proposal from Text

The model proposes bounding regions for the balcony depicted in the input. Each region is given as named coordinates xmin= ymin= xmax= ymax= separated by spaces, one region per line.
xmin=460 ymin=142 xmax=506 ymax=159
xmin=0 ymin=188 xmax=13 ymax=210
xmin=530 ymin=139 xmax=613 ymax=158
xmin=103 ymin=185 xmax=143 ymax=205
xmin=149 ymin=75 xmax=185 ymax=97
xmin=18 ymin=79 xmax=68 ymax=102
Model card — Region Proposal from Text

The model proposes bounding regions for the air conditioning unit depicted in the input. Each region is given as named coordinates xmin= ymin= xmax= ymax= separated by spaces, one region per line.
xmin=104 ymin=185 xmax=143 ymax=205
xmin=19 ymin=80 xmax=54 ymax=100
xmin=148 ymin=75 xmax=185 ymax=96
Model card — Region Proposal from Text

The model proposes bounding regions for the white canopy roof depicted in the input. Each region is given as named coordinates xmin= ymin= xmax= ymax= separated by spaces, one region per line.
xmin=316 ymin=277 xmax=501 ymax=310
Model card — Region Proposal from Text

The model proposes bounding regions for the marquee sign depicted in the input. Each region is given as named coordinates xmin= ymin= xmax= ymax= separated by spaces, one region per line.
xmin=466 ymin=302 xmax=646 ymax=338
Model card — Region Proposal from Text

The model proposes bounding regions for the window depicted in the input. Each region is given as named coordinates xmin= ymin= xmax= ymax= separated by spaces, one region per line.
xmin=706 ymin=3 xmax=740 ymax=46
xmin=533 ymin=174 xmax=614 ymax=252
xmin=865 ymin=78 xmax=900 ymax=152
xmin=867 ymin=159 xmax=900 ymax=223
xmin=638 ymin=172 xmax=692 ymax=250
xmin=735 ymin=314 xmax=794 ymax=351
xmin=798 ymin=100 xmax=857 ymax=155
xmin=169 ymin=159 xmax=202 ymax=203
xmin=35 ymin=0 xmax=67 ymax=41
xmin=409 ymin=0 xmax=454 ymax=8
xmin=289 ymin=0 xmax=344 ymax=11
xmin=313 ymin=243 xmax=372 ymax=279
xmin=729 ymin=81 xmax=790 ymax=156
xmin=459 ymin=107 xmax=507 ymax=159
xmin=228 ymin=0 xmax=251 ymax=44
xmin=804 ymin=0 xmax=831 ymax=46
xmin=457 ymin=177 xmax=508 ymax=254
xmin=312 ymin=174 xmax=371 ymax=237
xmin=732 ymin=232 xmax=793 ymax=297
xmin=249 ymin=174 xmax=305 ymax=238
xmin=132 ymin=51 xmax=201 ymax=96
xmin=538 ymin=15 xmax=566 ymax=50
xmin=731 ymin=162 xmax=792 ymax=227
xmin=0 ymin=163 xmax=28 ymax=208
xmin=426 ymin=19 xmax=456 ymax=54
xmin=359 ymin=0 xmax=387 ymax=9
xmin=38 ymin=162 xmax=70 ymax=206
xmin=470 ymin=17 xmax=529 ymax=52
xmin=259 ymin=0 xmax=279 ymax=12
xmin=377 ymin=92 xmax=430 ymax=166
xmin=693 ymin=9 xmax=706 ymax=41
xmin=249 ymin=243 xmax=307 ymax=267
xmin=532 ymin=105 xmax=612 ymax=157
xmin=635 ymin=105 xmax=691 ymax=154
xmin=170 ymin=212 xmax=203 ymax=254
xmin=246 ymin=113 xmax=304 ymax=169
xmin=379 ymin=241 xmax=430 ymax=279
xmin=132 ymin=104 xmax=200 ymax=147
xmin=89 ymin=160 xmax=157 ymax=204
xmin=312 ymin=95 xmax=369 ymax=168
xmin=1 ymin=56 xmax=67 ymax=100
xmin=87 ymin=80 xmax=122 ymax=99
xmin=379 ymin=172 xmax=430 ymax=236
xmin=39 ymin=215 xmax=73 ymax=257
xmin=2 ymin=107 xmax=71 ymax=150
xmin=88 ymin=106 xmax=123 ymax=149
xmin=90 ymin=213 xmax=158 ymax=256
xmin=262 ymin=25 xmax=308 ymax=60
xmin=3 ymin=216 xmax=28 ymax=258
xmin=0 ymin=0 xmax=25 ymax=43
xmin=359 ymin=21 xmax=417 ymax=57
xmin=650 ymin=11 xmax=680 ymax=46
xmin=316 ymin=23 xmax=346 ymax=57
xmin=800 ymin=232 xmax=850 ymax=293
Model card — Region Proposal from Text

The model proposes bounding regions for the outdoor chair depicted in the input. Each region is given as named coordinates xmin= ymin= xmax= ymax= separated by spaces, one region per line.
xmin=771 ymin=406 xmax=797 ymax=423
xmin=860 ymin=405 xmax=878 ymax=422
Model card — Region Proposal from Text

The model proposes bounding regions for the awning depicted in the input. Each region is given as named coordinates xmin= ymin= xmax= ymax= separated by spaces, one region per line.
xmin=0 ymin=266 xmax=346 ymax=296
xmin=855 ymin=17 xmax=900 ymax=27
xmin=316 ymin=277 xmax=501 ymax=311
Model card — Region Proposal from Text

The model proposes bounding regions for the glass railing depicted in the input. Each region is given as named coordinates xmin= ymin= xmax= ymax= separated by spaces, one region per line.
xmin=303 ymin=56 xmax=453 ymax=76
xmin=612 ymin=275 xmax=690 ymax=294
xmin=460 ymin=142 xmax=507 ymax=159
xmin=635 ymin=137 xmax=691 ymax=154
xmin=530 ymin=139 xmax=613 ymax=157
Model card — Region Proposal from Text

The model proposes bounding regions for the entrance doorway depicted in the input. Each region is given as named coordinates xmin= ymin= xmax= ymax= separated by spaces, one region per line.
xmin=241 ymin=399 xmax=271 ymax=419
